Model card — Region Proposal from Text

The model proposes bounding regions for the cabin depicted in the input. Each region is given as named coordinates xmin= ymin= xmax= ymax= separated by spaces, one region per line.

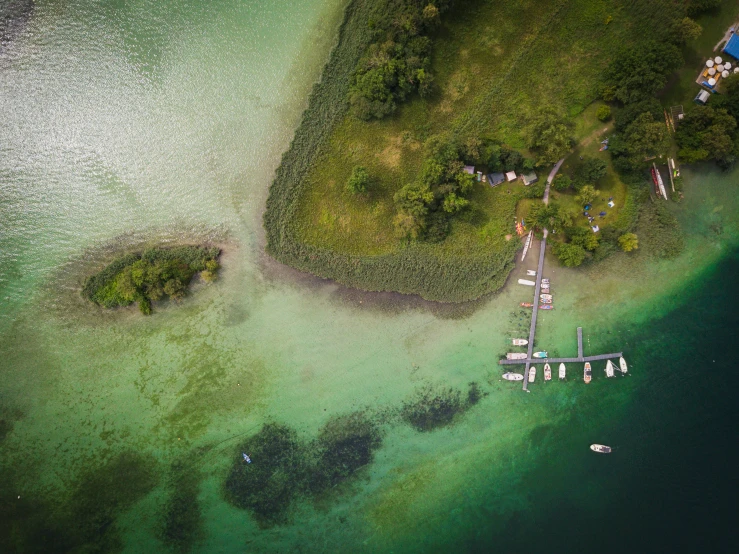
xmin=694 ymin=89 xmax=710 ymax=104
xmin=521 ymin=171 xmax=538 ymax=186
xmin=488 ymin=172 xmax=505 ymax=187
xmin=505 ymin=171 xmax=517 ymax=182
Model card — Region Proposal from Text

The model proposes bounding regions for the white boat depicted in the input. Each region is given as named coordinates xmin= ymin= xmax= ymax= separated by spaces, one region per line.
xmin=533 ymin=351 xmax=548 ymax=358
xmin=544 ymin=363 xmax=552 ymax=381
xmin=506 ymin=353 xmax=527 ymax=360
xmin=502 ymin=372 xmax=524 ymax=381
xmin=518 ymin=279 xmax=536 ymax=286
xmin=521 ymin=230 xmax=533 ymax=261
xmin=540 ymin=287 xmax=550 ymax=294
xmin=540 ymin=298 xmax=552 ymax=304
xmin=540 ymin=294 xmax=552 ymax=300
xmin=558 ymin=363 xmax=566 ymax=380
xmin=619 ymin=357 xmax=628 ymax=373
xmin=512 ymin=338 xmax=528 ymax=346
xmin=590 ymin=444 xmax=612 ymax=454
xmin=526 ymin=270 xmax=537 ymax=276
xmin=584 ymin=362 xmax=591 ymax=384
xmin=605 ymin=360 xmax=615 ymax=378
xmin=541 ymin=278 xmax=550 ymax=284
xmin=529 ymin=366 xmax=536 ymax=382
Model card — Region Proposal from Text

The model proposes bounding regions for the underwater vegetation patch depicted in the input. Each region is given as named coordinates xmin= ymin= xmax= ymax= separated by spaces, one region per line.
xmin=401 ymin=382 xmax=482 ymax=432
xmin=159 ymin=461 xmax=204 ymax=554
xmin=223 ymin=412 xmax=383 ymax=527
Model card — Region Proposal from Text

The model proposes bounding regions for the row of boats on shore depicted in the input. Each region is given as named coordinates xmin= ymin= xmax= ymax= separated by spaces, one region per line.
xmin=502 ymin=356 xmax=628 ymax=383
xmin=518 ymin=277 xmax=553 ymax=309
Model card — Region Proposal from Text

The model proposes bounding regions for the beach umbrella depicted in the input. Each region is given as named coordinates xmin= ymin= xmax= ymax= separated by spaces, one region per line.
xmin=708 ymin=77 xmax=717 ymax=86
xmin=715 ymin=56 xmax=723 ymax=64
xmin=723 ymin=70 xmax=730 ymax=78
xmin=717 ymin=64 xmax=724 ymax=72
xmin=735 ymin=67 xmax=739 ymax=74
xmin=725 ymin=62 xmax=732 ymax=69
xmin=708 ymin=67 xmax=716 ymax=76
xmin=706 ymin=59 xmax=714 ymax=67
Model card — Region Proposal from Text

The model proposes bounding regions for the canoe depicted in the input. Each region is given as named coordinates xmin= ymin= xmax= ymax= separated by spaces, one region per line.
xmin=539 ymin=305 xmax=553 ymax=310
xmin=558 ymin=363 xmax=566 ymax=380
xmin=533 ymin=351 xmax=548 ymax=358
xmin=619 ymin=357 xmax=628 ymax=373
xmin=502 ymin=372 xmax=524 ymax=381
xmin=512 ymin=339 xmax=528 ymax=346
xmin=518 ymin=279 xmax=536 ymax=286
xmin=520 ymin=302 xmax=534 ymax=308
xmin=528 ymin=366 xmax=536 ymax=382
xmin=506 ymin=353 xmax=528 ymax=360
xmin=544 ymin=363 xmax=552 ymax=381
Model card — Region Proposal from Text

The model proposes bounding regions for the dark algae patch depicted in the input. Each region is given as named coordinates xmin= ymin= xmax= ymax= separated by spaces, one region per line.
xmin=159 ymin=461 xmax=204 ymax=554
xmin=224 ymin=413 xmax=383 ymax=527
xmin=82 ymin=245 xmax=220 ymax=314
xmin=401 ymin=382 xmax=482 ymax=432
xmin=0 ymin=451 xmax=158 ymax=553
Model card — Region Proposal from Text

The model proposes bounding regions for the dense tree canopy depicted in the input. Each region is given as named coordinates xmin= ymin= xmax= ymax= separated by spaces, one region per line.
xmin=553 ymin=242 xmax=587 ymax=267
xmin=610 ymin=112 xmax=670 ymax=170
xmin=528 ymin=109 xmax=574 ymax=163
xmin=573 ymin=157 xmax=607 ymax=189
xmin=675 ymin=106 xmax=737 ymax=166
xmin=618 ymin=233 xmax=639 ymax=252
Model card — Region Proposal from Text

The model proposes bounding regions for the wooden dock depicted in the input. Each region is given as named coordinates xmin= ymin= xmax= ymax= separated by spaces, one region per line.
xmin=500 ymin=352 xmax=623 ymax=365
xmin=522 ymin=230 xmax=548 ymax=392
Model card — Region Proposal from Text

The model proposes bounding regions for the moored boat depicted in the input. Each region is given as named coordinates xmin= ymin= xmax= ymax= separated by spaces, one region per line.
xmin=506 ymin=352 xmax=528 ymax=360
xmin=518 ymin=279 xmax=536 ymax=286
xmin=533 ymin=351 xmax=548 ymax=358
xmin=526 ymin=270 xmax=537 ymax=276
xmin=540 ymin=287 xmax=550 ymax=294
xmin=502 ymin=372 xmax=524 ymax=381
xmin=540 ymin=298 xmax=552 ymax=304
xmin=544 ymin=363 xmax=552 ymax=381
xmin=521 ymin=230 xmax=533 ymax=261
xmin=558 ymin=363 xmax=566 ymax=380
xmin=529 ymin=366 xmax=536 ymax=382
xmin=540 ymin=294 xmax=552 ymax=300
xmin=539 ymin=305 xmax=553 ymax=310
xmin=605 ymin=359 xmax=615 ymax=378
xmin=512 ymin=338 xmax=528 ymax=346
xmin=584 ymin=362 xmax=592 ymax=383
xmin=619 ymin=357 xmax=628 ymax=373
xmin=541 ymin=279 xmax=550 ymax=285
xmin=521 ymin=302 xmax=534 ymax=308
xmin=590 ymin=444 xmax=612 ymax=453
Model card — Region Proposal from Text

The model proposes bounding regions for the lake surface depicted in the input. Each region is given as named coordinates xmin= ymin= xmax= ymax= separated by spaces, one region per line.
xmin=1 ymin=1 xmax=738 ymax=552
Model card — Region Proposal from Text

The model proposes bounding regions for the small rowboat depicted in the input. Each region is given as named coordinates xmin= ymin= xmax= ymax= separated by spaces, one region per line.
xmin=590 ymin=444 xmax=612 ymax=453
xmin=521 ymin=302 xmax=534 ymax=308
xmin=539 ymin=305 xmax=553 ymax=310
xmin=558 ymin=363 xmax=566 ymax=380
xmin=540 ymin=294 xmax=552 ymax=300
xmin=540 ymin=298 xmax=552 ymax=304
xmin=584 ymin=362 xmax=592 ymax=384
xmin=502 ymin=372 xmax=524 ymax=381
xmin=507 ymin=353 xmax=527 ymax=360
xmin=529 ymin=366 xmax=536 ymax=382
xmin=518 ymin=279 xmax=536 ymax=286
xmin=533 ymin=351 xmax=548 ymax=358
xmin=540 ymin=288 xmax=550 ymax=294
xmin=526 ymin=270 xmax=537 ymax=276
xmin=512 ymin=339 xmax=528 ymax=346
xmin=544 ymin=363 xmax=552 ymax=381
xmin=619 ymin=357 xmax=628 ymax=373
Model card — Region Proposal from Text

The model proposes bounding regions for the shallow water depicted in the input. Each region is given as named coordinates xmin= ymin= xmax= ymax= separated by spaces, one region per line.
xmin=1 ymin=2 xmax=738 ymax=553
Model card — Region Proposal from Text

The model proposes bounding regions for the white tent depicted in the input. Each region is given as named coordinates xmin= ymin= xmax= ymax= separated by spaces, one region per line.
xmin=708 ymin=67 xmax=716 ymax=76
xmin=706 ymin=59 xmax=714 ymax=67
xmin=708 ymin=77 xmax=717 ymax=86
xmin=715 ymin=56 xmax=723 ymax=64
xmin=723 ymin=70 xmax=730 ymax=78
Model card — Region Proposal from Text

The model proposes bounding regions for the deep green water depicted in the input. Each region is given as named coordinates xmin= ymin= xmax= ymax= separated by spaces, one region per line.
xmin=1 ymin=1 xmax=738 ymax=553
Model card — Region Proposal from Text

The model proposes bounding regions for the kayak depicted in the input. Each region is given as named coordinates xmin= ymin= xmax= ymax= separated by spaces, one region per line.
xmin=521 ymin=302 xmax=534 ymax=308
xmin=502 ymin=372 xmax=524 ymax=381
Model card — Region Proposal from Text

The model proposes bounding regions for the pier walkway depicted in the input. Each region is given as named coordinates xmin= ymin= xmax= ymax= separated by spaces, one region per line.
xmin=522 ymin=230 xmax=547 ymax=392
xmin=501 ymin=352 xmax=623 ymax=365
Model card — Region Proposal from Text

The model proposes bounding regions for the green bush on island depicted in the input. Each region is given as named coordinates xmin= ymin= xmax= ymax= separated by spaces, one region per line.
xmin=82 ymin=246 xmax=220 ymax=314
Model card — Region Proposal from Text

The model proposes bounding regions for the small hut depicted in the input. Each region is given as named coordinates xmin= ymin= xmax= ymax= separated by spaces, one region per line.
xmin=521 ymin=171 xmax=538 ymax=186
xmin=505 ymin=171 xmax=517 ymax=182
xmin=489 ymin=172 xmax=505 ymax=187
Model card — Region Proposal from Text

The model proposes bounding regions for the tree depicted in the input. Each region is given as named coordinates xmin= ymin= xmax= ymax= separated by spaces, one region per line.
xmin=393 ymin=211 xmax=424 ymax=240
xmin=614 ymin=97 xmax=663 ymax=131
xmin=687 ymin=0 xmax=720 ymax=17
xmin=442 ymin=192 xmax=469 ymax=213
xmin=576 ymin=185 xmax=598 ymax=206
xmin=346 ymin=166 xmax=370 ymax=194
xmin=604 ymin=41 xmax=683 ymax=104
xmin=675 ymin=106 xmax=737 ymax=165
xmin=528 ymin=109 xmax=574 ymax=163
xmin=164 ymin=279 xmax=185 ymax=301
xmin=672 ymin=17 xmax=702 ymax=44
xmin=574 ymin=157 xmax=607 ymax=186
xmin=552 ymin=174 xmax=572 ymax=191
xmin=618 ymin=233 xmax=639 ymax=252
xmin=422 ymin=4 xmax=440 ymax=24
xmin=616 ymin=112 xmax=670 ymax=170
xmin=394 ymin=183 xmax=433 ymax=218
xmin=554 ymin=242 xmax=587 ymax=267
xmin=568 ymin=226 xmax=599 ymax=251
xmin=596 ymin=105 xmax=611 ymax=122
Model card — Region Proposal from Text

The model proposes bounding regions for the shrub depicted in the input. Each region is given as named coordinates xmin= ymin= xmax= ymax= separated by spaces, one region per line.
xmin=596 ymin=105 xmax=612 ymax=121
xmin=346 ymin=166 xmax=370 ymax=194
xmin=552 ymin=174 xmax=572 ymax=191
xmin=553 ymin=242 xmax=587 ymax=267
xmin=618 ymin=232 xmax=639 ymax=252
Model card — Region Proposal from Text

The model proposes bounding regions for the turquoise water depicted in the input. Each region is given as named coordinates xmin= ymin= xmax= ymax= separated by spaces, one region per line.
xmin=1 ymin=1 xmax=739 ymax=552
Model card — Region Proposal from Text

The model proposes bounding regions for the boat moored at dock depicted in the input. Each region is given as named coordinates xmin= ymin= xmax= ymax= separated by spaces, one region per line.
xmin=518 ymin=279 xmax=536 ymax=286
xmin=619 ymin=357 xmax=628 ymax=373
xmin=529 ymin=366 xmax=536 ymax=382
xmin=533 ymin=351 xmax=548 ymax=358
xmin=502 ymin=372 xmax=524 ymax=381
xmin=584 ymin=362 xmax=592 ymax=384
xmin=558 ymin=363 xmax=566 ymax=380
xmin=512 ymin=338 xmax=528 ymax=346
xmin=507 ymin=353 xmax=528 ymax=360
xmin=590 ymin=444 xmax=612 ymax=453
xmin=605 ymin=359 xmax=615 ymax=378
xmin=544 ymin=363 xmax=552 ymax=381
xmin=540 ymin=294 xmax=552 ymax=300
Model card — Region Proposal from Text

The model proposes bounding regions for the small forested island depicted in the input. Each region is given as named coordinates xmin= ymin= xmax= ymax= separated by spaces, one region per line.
xmin=265 ymin=0 xmax=734 ymax=301
xmin=82 ymin=246 xmax=221 ymax=314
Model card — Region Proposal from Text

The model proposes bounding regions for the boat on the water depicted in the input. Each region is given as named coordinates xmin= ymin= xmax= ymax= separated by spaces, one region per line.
xmin=590 ymin=444 xmax=612 ymax=454
xmin=521 ymin=302 xmax=534 ymax=308
xmin=526 ymin=270 xmax=537 ymax=276
xmin=502 ymin=372 xmax=524 ymax=381
xmin=512 ymin=338 xmax=528 ymax=346
xmin=529 ymin=366 xmax=536 ymax=382
xmin=518 ymin=279 xmax=536 ymax=286
xmin=540 ymin=298 xmax=552 ymax=304
xmin=558 ymin=363 xmax=566 ymax=380
xmin=584 ymin=362 xmax=592 ymax=383
xmin=619 ymin=357 xmax=628 ymax=373
xmin=533 ymin=351 xmax=548 ymax=358
xmin=605 ymin=359 xmax=615 ymax=378
xmin=242 ymin=453 xmax=252 ymax=464
xmin=507 ymin=353 xmax=528 ymax=360
xmin=540 ymin=294 xmax=552 ymax=300
xmin=539 ymin=305 xmax=553 ymax=310
xmin=544 ymin=363 xmax=552 ymax=381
